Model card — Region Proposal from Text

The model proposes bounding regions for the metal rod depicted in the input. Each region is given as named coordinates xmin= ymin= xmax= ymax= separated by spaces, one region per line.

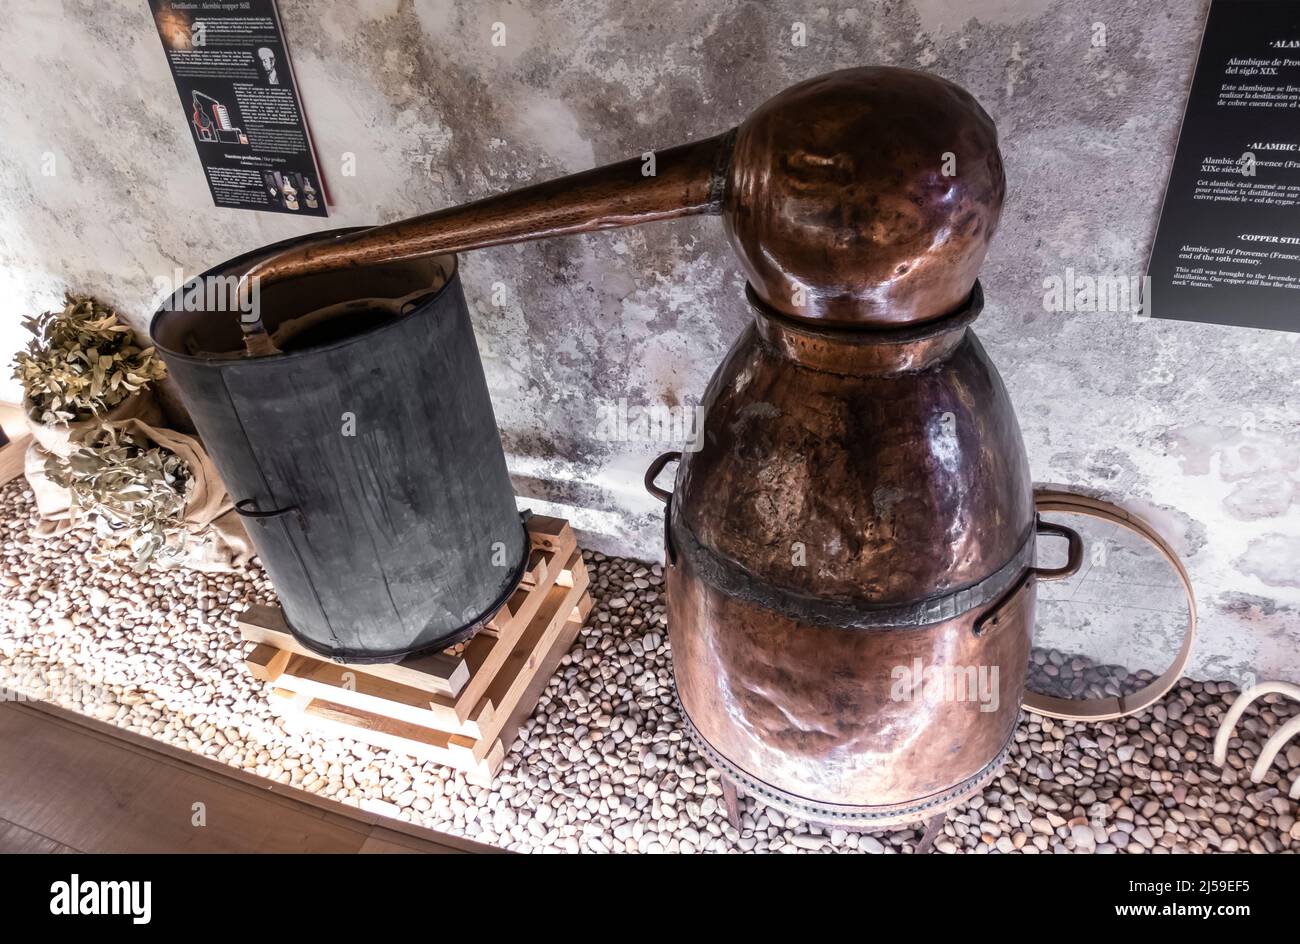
xmin=238 ymin=132 xmax=735 ymax=355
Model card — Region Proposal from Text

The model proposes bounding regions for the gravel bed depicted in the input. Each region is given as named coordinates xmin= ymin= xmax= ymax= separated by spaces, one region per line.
xmin=1028 ymin=648 xmax=1151 ymax=701
xmin=0 ymin=478 xmax=1296 ymax=853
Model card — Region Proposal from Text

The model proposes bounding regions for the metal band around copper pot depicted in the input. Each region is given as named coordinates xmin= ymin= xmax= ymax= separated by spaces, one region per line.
xmin=648 ymin=458 xmax=1192 ymax=712
xmin=673 ymin=522 xmax=1039 ymax=629
xmin=647 ymin=469 xmax=1194 ymax=708
xmin=646 ymin=452 xmax=1084 ymax=630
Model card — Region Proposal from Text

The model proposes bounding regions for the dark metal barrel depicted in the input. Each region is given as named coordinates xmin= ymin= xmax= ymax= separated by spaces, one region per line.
xmin=150 ymin=230 xmax=527 ymax=663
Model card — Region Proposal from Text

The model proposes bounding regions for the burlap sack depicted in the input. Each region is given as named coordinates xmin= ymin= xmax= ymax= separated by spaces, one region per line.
xmin=24 ymin=390 xmax=163 ymax=530
xmin=123 ymin=419 xmax=255 ymax=573
xmin=26 ymin=389 xmax=162 ymax=458
xmin=26 ymin=413 xmax=254 ymax=574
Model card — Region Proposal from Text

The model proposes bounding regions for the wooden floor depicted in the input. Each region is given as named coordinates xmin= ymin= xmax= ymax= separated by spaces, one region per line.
xmin=0 ymin=699 xmax=500 ymax=853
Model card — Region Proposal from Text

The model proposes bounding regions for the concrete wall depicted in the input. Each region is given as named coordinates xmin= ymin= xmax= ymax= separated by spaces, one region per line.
xmin=1 ymin=0 xmax=1295 ymax=682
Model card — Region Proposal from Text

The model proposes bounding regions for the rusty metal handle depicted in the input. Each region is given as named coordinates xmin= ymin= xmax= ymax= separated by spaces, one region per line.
xmin=234 ymin=497 xmax=307 ymax=532
xmin=644 ymin=452 xmax=682 ymax=504
xmin=1031 ymin=517 xmax=1083 ymax=581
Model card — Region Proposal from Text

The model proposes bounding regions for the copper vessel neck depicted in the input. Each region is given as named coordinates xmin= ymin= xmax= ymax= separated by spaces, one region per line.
xmin=750 ymin=282 xmax=984 ymax=376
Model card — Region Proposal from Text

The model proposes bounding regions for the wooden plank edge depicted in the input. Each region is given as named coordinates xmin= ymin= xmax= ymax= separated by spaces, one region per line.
xmin=3 ymin=698 xmax=501 ymax=853
xmin=238 ymin=603 xmax=469 ymax=698
xmin=468 ymin=559 xmax=591 ymax=751
xmin=264 ymin=584 xmax=592 ymax=773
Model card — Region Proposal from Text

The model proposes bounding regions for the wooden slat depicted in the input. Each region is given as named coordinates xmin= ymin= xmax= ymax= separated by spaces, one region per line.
xmin=527 ymin=515 xmax=573 ymax=555
xmin=239 ymin=603 xmax=469 ymax=697
xmin=273 ymin=689 xmax=493 ymax=779
xmin=272 ymin=655 xmax=487 ymax=738
xmin=469 ymin=609 xmax=589 ymax=782
xmin=482 ymin=523 xmax=576 ymax=628
xmin=245 ymin=642 xmax=292 ymax=682
xmin=469 ymin=552 xmax=590 ymax=752
xmin=272 ymin=568 xmax=591 ymax=769
xmin=482 ymin=581 xmax=532 ymax=638
xmin=465 ymin=740 xmax=508 ymax=787
xmin=516 ymin=547 xmax=551 ymax=590
xmin=448 ymin=545 xmax=573 ymax=719
xmin=497 ymin=610 xmax=586 ymax=753
xmin=485 ymin=550 xmax=549 ymax=629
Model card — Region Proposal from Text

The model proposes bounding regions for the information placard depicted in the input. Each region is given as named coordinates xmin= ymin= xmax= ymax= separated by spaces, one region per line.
xmin=1147 ymin=0 xmax=1300 ymax=332
xmin=149 ymin=0 xmax=327 ymax=217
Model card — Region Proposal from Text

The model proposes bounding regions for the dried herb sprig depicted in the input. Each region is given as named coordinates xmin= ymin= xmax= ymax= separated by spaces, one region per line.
xmin=45 ymin=426 xmax=191 ymax=570
xmin=14 ymin=294 xmax=167 ymax=425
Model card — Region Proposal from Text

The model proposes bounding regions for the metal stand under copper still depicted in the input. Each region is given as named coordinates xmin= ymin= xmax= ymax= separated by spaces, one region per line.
xmin=163 ymin=67 xmax=1095 ymax=826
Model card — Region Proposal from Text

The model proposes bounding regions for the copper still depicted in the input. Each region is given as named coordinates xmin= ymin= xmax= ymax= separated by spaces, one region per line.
xmin=222 ymin=67 xmax=1088 ymax=825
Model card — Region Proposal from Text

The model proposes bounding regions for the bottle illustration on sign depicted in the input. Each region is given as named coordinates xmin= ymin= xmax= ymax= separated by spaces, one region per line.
xmin=191 ymin=90 xmax=248 ymax=145
xmin=281 ymin=177 xmax=299 ymax=211
xmin=302 ymin=177 xmax=318 ymax=209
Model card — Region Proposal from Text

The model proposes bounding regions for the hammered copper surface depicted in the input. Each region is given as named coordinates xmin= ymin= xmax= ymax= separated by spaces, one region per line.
xmin=661 ymin=290 xmax=1037 ymax=816
xmin=668 ymin=549 xmax=1034 ymax=811
xmin=724 ymin=67 xmax=1005 ymax=327
xmin=676 ymin=298 xmax=1034 ymax=607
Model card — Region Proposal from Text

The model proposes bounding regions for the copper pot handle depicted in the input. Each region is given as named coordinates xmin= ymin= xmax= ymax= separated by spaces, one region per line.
xmin=234 ymin=496 xmax=308 ymax=532
xmin=1025 ymin=489 xmax=1197 ymax=722
xmin=1031 ymin=516 xmax=1083 ymax=581
xmin=644 ymin=451 xmax=682 ymax=504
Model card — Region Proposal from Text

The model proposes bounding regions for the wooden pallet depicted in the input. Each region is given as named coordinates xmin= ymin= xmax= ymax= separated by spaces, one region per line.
xmin=0 ymin=402 xmax=29 ymax=488
xmin=239 ymin=515 xmax=592 ymax=784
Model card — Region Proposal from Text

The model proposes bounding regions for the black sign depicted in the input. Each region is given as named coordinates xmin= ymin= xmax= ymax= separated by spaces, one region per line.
xmin=1147 ymin=0 xmax=1300 ymax=332
xmin=148 ymin=0 xmax=327 ymax=217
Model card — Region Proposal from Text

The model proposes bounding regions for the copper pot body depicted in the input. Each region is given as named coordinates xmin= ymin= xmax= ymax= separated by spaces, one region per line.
xmin=657 ymin=285 xmax=1043 ymax=826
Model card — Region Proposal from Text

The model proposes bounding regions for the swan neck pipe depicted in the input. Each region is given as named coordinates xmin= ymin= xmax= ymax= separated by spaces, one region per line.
xmin=247 ymin=131 xmax=735 ymax=291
